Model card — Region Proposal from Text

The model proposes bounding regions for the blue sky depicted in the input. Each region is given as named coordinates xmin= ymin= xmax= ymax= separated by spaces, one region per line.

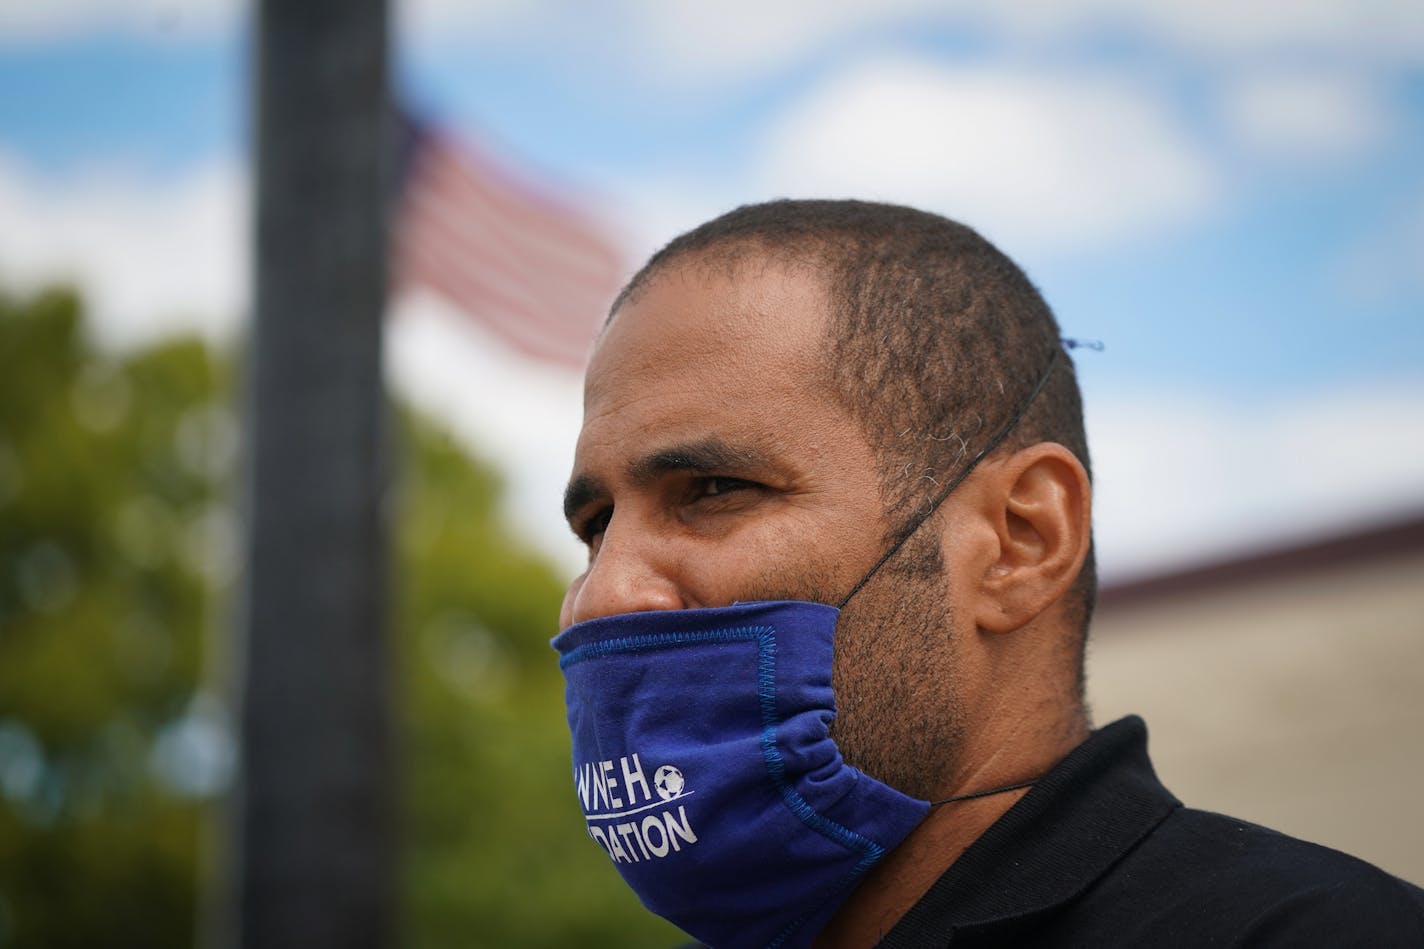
xmin=1 ymin=1 xmax=1421 ymax=580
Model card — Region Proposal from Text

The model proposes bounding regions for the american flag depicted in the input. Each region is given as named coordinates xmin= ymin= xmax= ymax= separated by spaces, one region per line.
xmin=391 ymin=115 xmax=625 ymax=368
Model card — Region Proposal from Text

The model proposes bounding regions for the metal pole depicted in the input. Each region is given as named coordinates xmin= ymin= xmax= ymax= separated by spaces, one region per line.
xmin=237 ymin=1 xmax=391 ymax=946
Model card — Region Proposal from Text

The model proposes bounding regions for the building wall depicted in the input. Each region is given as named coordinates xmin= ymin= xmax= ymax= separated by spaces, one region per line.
xmin=1086 ymin=550 xmax=1424 ymax=885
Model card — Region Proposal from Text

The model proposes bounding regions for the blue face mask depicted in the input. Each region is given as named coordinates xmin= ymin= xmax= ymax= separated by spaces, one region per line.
xmin=552 ymin=351 xmax=1061 ymax=949
xmin=553 ymin=600 xmax=928 ymax=949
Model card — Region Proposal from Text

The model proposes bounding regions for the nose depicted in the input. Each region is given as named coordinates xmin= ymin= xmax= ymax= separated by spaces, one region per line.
xmin=562 ymin=524 xmax=686 ymax=627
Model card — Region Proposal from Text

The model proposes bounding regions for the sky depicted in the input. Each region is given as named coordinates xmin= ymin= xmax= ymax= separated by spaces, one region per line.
xmin=1 ymin=0 xmax=1422 ymax=583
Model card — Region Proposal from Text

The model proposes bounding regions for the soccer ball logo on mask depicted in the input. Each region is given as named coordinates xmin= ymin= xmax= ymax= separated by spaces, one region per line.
xmin=654 ymin=764 xmax=685 ymax=801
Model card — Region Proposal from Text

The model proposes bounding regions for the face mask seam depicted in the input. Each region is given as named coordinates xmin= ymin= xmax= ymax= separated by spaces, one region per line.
xmin=558 ymin=625 xmax=769 ymax=668
xmin=755 ymin=627 xmax=897 ymax=947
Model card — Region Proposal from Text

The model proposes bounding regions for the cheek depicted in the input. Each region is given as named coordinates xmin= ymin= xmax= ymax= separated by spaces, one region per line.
xmin=724 ymin=527 xmax=854 ymax=606
xmin=826 ymin=571 xmax=963 ymax=796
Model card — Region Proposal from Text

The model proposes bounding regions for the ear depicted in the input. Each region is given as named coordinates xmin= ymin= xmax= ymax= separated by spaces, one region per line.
xmin=971 ymin=443 xmax=1092 ymax=634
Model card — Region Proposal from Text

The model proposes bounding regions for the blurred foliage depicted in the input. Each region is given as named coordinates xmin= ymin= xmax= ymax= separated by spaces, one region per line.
xmin=0 ymin=287 xmax=681 ymax=947
xmin=393 ymin=405 xmax=681 ymax=948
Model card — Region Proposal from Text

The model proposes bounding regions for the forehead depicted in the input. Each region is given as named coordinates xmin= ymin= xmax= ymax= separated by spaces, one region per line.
xmin=572 ymin=257 xmax=865 ymax=477
xmin=584 ymin=256 xmax=833 ymax=417
xmin=590 ymin=257 xmax=829 ymax=395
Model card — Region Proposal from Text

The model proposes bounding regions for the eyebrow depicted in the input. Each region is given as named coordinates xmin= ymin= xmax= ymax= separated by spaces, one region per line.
xmin=628 ymin=437 xmax=773 ymax=484
xmin=561 ymin=437 xmax=775 ymax=526
xmin=563 ymin=473 xmax=604 ymax=526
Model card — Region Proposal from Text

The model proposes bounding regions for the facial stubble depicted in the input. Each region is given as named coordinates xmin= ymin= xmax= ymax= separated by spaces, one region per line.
xmin=745 ymin=527 xmax=965 ymax=801
xmin=829 ymin=529 xmax=966 ymax=800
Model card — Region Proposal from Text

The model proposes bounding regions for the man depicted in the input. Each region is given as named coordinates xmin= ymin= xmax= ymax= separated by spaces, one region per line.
xmin=552 ymin=200 xmax=1424 ymax=948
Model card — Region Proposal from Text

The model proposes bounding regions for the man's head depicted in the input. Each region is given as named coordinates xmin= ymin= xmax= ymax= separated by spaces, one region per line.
xmin=561 ymin=199 xmax=1094 ymax=796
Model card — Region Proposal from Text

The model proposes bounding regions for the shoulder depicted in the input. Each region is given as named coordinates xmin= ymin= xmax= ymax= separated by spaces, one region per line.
xmin=1154 ymin=806 xmax=1416 ymax=890
xmin=1085 ymin=806 xmax=1424 ymax=946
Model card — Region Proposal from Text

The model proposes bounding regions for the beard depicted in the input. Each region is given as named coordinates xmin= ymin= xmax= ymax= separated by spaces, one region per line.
xmin=742 ymin=526 xmax=964 ymax=801
xmin=826 ymin=529 xmax=965 ymax=800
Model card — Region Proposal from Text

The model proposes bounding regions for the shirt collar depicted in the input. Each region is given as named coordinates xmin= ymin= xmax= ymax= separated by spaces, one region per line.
xmin=880 ymin=716 xmax=1180 ymax=942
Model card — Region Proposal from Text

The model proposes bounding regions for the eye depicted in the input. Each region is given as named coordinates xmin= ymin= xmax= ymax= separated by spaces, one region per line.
xmin=696 ymin=476 xmax=756 ymax=498
xmin=574 ymin=506 xmax=612 ymax=547
xmin=677 ymin=476 xmax=768 ymax=530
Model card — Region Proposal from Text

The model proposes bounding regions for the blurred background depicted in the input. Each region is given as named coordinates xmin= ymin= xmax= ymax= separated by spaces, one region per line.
xmin=0 ymin=1 xmax=1421 ymax=946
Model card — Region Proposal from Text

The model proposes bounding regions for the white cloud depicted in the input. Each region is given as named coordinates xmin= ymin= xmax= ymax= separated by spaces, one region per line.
xmin=13 ymin=0 xmax=1420 ymax=75
xmin=392 ymin=0 xmax=1424 ymax=90
xmin=1049 ymin=0 xmax=1424 ymax=65
xmin=385 ymin=293 xmax=588 ymax=577
xmin=0 ymin=152 xmax=248 ymax=348
xmin=753 ymin=59 xmax=1218 ymax=252
xmin=624 ymin=0 xmax=942 ymax=85
xmin=392 ymin=0 xmax=936 ymax=82
xmin=1088 ymin=382 xmax=1424 ymax=583
xmin=0 ymin=0 xmax=237 ymax=42
xmin=395 ymin=0 xmax=533 ymax=47
xmin=1221 ymin=69 xmax=1391 ymax=161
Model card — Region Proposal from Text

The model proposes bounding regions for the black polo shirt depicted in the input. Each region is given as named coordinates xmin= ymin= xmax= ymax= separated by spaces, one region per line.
xmin=878 ymin=716 xmax=1424 ymax=948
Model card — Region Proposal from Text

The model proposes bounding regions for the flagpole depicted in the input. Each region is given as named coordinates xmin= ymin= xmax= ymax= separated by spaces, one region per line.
xmin=234 ymin=1 xmax=392 ymax=946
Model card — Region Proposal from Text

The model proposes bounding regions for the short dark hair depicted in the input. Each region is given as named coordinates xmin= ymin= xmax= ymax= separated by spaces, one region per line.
xmin=615 ymin=199 xmax=1097 ymax=652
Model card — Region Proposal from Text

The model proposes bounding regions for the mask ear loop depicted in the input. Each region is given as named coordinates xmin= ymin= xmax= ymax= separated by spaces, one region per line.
xmin=832 ymin=347 xmax=1065 ymax=808
xmin=835 ymin=347 xmax=1062 ymax=611
xmin=929 ymin=778 xmax=1037 ymax=807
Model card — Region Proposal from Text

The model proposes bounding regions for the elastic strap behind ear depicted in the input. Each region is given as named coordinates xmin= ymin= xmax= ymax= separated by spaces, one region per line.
xmin=836 ymin=348 xmax=1061 ymax=610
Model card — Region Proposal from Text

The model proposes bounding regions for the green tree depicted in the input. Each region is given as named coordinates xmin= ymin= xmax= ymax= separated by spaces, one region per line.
xmin=0 ymin=287 xmax=681 ymax=947
xmin=0 ymin=287 xmax=218 ymax=947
